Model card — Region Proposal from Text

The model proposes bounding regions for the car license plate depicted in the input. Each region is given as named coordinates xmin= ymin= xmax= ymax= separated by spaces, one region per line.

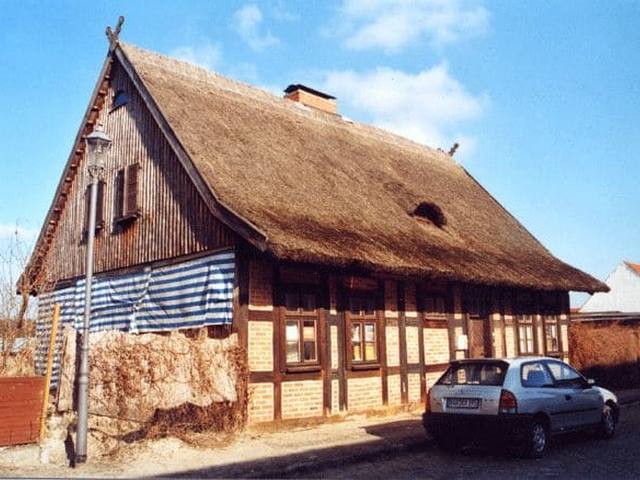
xmin=446 ymin=397 xmax=480 ymax=409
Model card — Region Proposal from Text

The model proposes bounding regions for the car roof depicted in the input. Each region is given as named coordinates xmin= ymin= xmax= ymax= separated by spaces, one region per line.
xmin=450 ymin=356 xmax=563 ymax=367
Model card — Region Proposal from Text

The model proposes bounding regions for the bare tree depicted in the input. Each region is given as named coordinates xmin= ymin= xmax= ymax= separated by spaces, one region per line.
xmin=0 ymin=227 xmax=36 ymax=374
xmin=0 ymin=229 xmax=35 ymax=321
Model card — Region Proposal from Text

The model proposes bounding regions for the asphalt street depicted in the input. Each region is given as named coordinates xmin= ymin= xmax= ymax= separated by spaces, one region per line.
xmin=298 ymin=403 xmax=640 ymax=480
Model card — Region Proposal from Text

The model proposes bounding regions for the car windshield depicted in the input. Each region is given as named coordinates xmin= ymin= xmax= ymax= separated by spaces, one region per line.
xmin=437 ymin=361 xmax=508 ymax=386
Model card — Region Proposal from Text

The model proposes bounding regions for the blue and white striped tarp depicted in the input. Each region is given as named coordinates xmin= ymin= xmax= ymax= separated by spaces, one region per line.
xmin=35 ymin=250 xmax=235 ymax=385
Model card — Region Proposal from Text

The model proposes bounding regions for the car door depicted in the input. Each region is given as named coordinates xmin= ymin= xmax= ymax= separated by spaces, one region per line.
xmin=520 ymin=361 xmax=571 ymax=432
xmin=519 ymin=361 xmax=560 ymax=426
xmin=545 ymin=360 xmax=602 ymax=429
xmin=572 ymin=382 xmax=603 ymax=426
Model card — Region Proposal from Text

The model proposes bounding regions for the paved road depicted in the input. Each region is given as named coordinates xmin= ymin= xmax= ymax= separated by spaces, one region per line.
xmin=302 ymin=403 xmax=640 ymax=480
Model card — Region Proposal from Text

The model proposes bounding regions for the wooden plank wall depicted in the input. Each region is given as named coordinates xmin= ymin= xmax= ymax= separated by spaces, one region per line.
xmin=40 ymin=58 xmax=235 ymax=284
xmin=0 ymin=377 xmax=45 ymax=447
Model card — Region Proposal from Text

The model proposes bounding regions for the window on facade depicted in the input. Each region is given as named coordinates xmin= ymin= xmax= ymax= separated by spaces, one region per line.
xmin=83 ymin=180 xmax=105 ymax=235
xmin=286 ymin=319 xmax=317 ymax=363
xmin=349 ymin=293 xmax=378 ymax=364
xmin=517 ymin=315 xmax=535 ymax=354
xmin=543 ymin=315 xmax=560 ymax=353
xmin=283 ymin=286 xmax=319 ymax=366
xmin=351 ymin=321 xmax=377 ymax=362
xmin=114 ymin=163 xmax=140 ymax=222
xmin=112 ymin=89 xmax=129 ymax=110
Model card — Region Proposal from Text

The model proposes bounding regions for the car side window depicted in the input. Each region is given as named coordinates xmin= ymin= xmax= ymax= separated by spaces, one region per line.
xmin=546 ymin=361 xmax=585 ymax=389
xmin=521 ymin=361 xmax=554 ymax=388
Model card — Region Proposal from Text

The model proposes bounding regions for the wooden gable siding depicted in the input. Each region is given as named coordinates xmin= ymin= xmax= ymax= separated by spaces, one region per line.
xmin=40 ymin=59 xmax=235 ymax=284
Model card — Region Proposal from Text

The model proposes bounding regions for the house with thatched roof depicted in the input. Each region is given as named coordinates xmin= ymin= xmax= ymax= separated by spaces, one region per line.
xmin=24 ymin=36 xmax=607 ymax=423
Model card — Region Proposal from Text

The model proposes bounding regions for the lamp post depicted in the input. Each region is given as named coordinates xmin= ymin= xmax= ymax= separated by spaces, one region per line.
xmin=75 ymin=123 xmax=111 ymax=465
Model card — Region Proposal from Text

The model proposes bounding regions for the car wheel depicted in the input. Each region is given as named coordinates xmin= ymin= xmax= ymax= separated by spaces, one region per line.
xmin=521 ymin=419 xmax=549 ymax=459
xmin=597 ymin=403 xmax=617 ymax=439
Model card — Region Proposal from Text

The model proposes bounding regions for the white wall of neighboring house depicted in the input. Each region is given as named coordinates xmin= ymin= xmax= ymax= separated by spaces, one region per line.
xmin=580 ymin=262 xmax=640 ymax=313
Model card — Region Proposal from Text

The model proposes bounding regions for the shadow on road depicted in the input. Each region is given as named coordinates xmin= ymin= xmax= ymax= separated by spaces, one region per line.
xmin=363 ymin=419 xmax=424 ymax=440
xmin=148 ymin=418 xmax=429 ymax=479
xmin=146 ymin=410 xmax=637 ymax=479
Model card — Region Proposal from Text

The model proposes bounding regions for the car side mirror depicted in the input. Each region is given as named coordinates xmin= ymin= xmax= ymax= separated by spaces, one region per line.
xmin=586 ymin=378 xmax=596 ymax=388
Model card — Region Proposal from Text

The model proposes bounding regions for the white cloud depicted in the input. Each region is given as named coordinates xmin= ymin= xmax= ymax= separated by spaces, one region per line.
xmin=336 ymin=0 xmax=489 ymax=52
xmin=321 ymin=63 xmax=488 ymax=152
xmin=170 ymin=42 xmax=223 ymax=70
xmin=233 ymin=4 xmax=280 ymax=51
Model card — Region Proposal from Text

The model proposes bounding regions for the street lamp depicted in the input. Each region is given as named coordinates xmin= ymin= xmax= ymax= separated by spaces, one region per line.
xmin=76 ymin=123 xmax=111 ymax=465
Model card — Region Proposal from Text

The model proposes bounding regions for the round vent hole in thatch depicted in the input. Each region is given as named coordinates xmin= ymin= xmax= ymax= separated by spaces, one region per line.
xmin=412 ymin=202 xmax=446 ymax=228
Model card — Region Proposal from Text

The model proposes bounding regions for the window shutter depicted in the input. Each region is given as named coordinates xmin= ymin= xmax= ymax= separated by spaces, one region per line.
xmin=125 ymin=163 xmax=139 ymax=216
xmin=115 ymin=168 xmax=125 ymax=219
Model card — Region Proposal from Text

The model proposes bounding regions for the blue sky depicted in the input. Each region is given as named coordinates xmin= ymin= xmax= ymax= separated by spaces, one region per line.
xmin=1 ymin=1 xmax=638 ymax=305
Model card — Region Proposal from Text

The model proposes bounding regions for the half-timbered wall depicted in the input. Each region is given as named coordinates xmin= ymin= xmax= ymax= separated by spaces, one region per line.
xmin=243 ymin=256 xmax=572 ymax=424
xmin=40 ymin=58 xmax=235 ymax=284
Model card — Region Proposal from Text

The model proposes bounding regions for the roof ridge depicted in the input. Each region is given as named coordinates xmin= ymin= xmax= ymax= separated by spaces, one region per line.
xmin=120 ymin=42 xmax=456 ymax=167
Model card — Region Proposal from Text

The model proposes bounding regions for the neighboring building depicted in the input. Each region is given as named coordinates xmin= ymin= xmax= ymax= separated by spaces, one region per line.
xmin=580 ymin=261 xmax=640 ymax=313
xmin=23 ymin=40 xmax=606 ymax=424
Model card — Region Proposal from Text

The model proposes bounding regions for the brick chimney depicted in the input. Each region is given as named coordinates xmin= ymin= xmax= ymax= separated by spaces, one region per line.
xmin=284 ymin=84 xmax=337 ymax=114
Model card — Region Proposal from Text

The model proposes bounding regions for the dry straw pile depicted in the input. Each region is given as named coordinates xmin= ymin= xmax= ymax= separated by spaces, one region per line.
xmin=57 ymin=327 xmax=248 ymax=444
xmin=0 ymin=320 xmax=36 ymax=377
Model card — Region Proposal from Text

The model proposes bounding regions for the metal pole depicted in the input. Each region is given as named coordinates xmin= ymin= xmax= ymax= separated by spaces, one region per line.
xmin=75 ymin=173 xmax=99 ymax=464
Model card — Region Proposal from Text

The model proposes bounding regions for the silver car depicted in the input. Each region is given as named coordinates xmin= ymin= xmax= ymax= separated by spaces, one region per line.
xmin=423 ymin=357 xmax=619 ymax=458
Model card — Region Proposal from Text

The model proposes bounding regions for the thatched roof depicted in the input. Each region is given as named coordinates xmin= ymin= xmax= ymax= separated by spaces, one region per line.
xmin=117 ymin=43 xmax=606 ymax=293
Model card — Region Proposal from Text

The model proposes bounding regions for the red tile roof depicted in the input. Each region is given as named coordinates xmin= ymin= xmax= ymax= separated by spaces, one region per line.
xmin=625 ymin=261 xmax=640 ymax=276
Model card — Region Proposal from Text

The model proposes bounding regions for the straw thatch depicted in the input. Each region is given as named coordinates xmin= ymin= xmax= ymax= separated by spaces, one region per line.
xmin=117 ymin=43 xmax=605 ymax=293
xmin=114 ymin=43 xmax=604 ymax=293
